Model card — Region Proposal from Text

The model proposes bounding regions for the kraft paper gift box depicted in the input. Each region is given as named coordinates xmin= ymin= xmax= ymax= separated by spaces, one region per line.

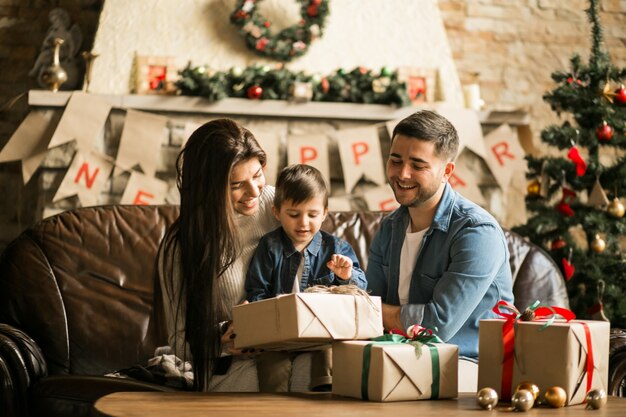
xmin=332 ymin=340 xmax=458 ymax=402
xmin=232 ymin=293 xmax=383 ymax=350
xmin=478 ymin=319 xmax=610 ymax=406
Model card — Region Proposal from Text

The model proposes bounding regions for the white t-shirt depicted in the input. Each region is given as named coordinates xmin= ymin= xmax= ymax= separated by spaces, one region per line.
xmin=398 ymin=223 xmax=427 ymax=305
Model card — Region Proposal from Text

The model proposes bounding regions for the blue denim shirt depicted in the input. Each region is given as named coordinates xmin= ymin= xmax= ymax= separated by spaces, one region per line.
xmin=246 ymin=227 xmax=367 ymax=301
xmin=366 ymin=183 xmax=514 ymax=358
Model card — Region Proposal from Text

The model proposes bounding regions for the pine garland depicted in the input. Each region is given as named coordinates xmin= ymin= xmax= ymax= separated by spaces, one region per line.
xmin=176 ymin=64 xmax=412 ymax=106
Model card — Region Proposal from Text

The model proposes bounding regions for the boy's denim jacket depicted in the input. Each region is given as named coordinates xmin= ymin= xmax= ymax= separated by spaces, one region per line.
xmin=246 ymin=227 xmax=367 ymax=301
xmin=366 ymin=183 xmax=514 ymax=358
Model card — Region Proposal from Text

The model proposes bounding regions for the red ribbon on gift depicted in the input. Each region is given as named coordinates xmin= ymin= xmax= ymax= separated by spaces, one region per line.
xmin=492 ymin=300 xmax=576 ymax=400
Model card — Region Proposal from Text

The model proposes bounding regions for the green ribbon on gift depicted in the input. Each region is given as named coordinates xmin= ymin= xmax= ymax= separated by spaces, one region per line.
xmin=361 ymin=332 xmax=442 ymax=400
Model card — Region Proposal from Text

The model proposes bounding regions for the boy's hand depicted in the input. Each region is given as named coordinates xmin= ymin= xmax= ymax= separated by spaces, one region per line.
xmin=327 ymin=254 xmax=353 ymax=280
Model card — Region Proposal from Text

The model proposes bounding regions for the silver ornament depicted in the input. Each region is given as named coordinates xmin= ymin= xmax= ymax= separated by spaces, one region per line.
xmin=511 ymin=389 xmax=534 ymax=412
xmin=476 ymin=387 xmax=499 ymax=410
xmin=585 ymin=389 xmax=607 ymax=409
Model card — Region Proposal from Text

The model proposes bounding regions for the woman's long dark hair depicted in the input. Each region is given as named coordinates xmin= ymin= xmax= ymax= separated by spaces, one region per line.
xmin=161 ymin=118 xmax=266 ymax=391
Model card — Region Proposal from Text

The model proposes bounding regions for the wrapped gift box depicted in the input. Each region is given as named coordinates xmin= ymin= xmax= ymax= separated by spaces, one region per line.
xmin=478 ymin=319 xmax=609 ymax=405
xmin=333 ymin=340 xmax=458 ymax=402
xmin=232 ymin=293 xmax=383 ymax=350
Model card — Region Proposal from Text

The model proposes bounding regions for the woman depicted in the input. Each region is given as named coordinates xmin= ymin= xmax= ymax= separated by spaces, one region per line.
xmin=157 ymin=118 xmax=279 ymax=391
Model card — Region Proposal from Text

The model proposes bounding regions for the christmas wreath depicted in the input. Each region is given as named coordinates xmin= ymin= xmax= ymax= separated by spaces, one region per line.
xmin=230 ymin=0 xmax=330 ymax=62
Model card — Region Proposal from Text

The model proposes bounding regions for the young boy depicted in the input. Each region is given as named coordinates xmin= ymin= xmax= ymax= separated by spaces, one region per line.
xmin=245 ymin=164 xmax=367 ymax=392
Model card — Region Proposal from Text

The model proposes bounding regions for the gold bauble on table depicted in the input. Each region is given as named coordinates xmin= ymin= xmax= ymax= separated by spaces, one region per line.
xmin=591 ymin=234 xmax=606 ymax=253
xmin=476 ymin=387 xmax=499 ymax=410
xmin=527 ymin=179 xmax=541 ymax=196
xmin=515 ymin=381 xmax=540 ymax=401
xmin=511 ymin=389 xmax=534 ymax=411
xmin=585 ymin=388 xmax=607 ymax=409
xmin=543 ymin=386 xmax=567 ymax=408
xmin=607 ymin=197 xmax=625 ymax=218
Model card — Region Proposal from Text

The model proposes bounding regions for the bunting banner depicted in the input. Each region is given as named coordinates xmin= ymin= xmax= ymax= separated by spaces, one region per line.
xmin=287 ymin=133 xmax=330 ymax=183
xmin=114 ymin=109 xmax=168 ymax=177
xmin=328 ymin=196 xmax=353 ymax=212
xmin=336 ymin=125 xmax=386 ymax=194
xmin=53 ymin=149 xmax=114 ymax=207
xmin=120 ymin=170 xmax=169 ymax=205
xmin=362 ymin=185 xmax=400 ymax=212
xmin=448 ymin=151 xmax=486 ymax=206
xmin=435 ymin=106 xmax=486 ymax=159
xmin=483 ymin=124 xmax=526 ymax=188
xmin=253 ymin=128 xmax=282 ymax=186
xmin=47 ymin=92 xmax=112 ymax=150
xmin=0 ymin=110 xmax=56 ymax=184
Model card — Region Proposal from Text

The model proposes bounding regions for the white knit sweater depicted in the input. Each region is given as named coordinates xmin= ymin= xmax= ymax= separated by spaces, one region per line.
xmin=158 ymin=185 xmax=278 ymax=358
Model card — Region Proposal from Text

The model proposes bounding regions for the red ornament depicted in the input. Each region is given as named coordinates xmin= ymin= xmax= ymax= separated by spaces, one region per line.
xmin=263 ymin=21 xmax=270 ymax=28
xmin=247 ymin=85 xmax=263 ymax=99
xmin=256 ymin=37 xmax=269 ymax=51
xmin=561 ymin=258 xmax=575 ymax=281
xmin=307 ymin=5 xmax=319 ymax=17
xmin=567 ymin=77 xmax=574 ymax=84
xmin=321 ymin=78 xmax=329 ymax=93
xmin=596 ymin=121 xmax=614 ymax=142
xmin=614 ymin=85 xmax=626 ymax=105
xmin=551 ymin=238 xmax=567 ymax=250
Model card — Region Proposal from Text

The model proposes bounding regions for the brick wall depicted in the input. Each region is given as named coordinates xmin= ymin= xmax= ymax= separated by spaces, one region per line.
xmin=1 ymin=0 xmax=625 ymax=251
xmin=439 ymin=0 xmax=626 ymax=144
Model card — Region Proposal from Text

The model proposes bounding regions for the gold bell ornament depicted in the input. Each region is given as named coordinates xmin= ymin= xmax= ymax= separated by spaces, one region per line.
xmin=590 ymin=234 xmax=606 ymax=254
xmin=607 ymin=197 xmax=625 ymax=218
xmin=527 ymin=179 xmax=541 ymax=197
xmin=476 ymin=387 xmax=499 ymax=410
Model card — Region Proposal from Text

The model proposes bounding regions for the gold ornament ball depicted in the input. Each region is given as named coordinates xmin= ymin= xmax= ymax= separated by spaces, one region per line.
xmin=511 ymin=389 xmax=534 ymax=412
xmin=607 ymin=198 xmax=625 ymax=218
xmin=476 ymin=387 xmax=499 ymax=410
xmin=543 ymin=386 xmax=567 ymax=408
xmin=515 ymin=381 xmax=540 ymax=401
xmin=585 ymin=389 xmax=607 ymax=409
xmin=527 ymin=179 xmax=541 ymax=196
xmin=591 ymin=234 xmax=606 ymax=254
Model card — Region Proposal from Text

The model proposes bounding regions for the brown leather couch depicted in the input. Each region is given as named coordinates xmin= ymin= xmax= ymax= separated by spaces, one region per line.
xmin=0 ymin=204 xmax=619 ymax=417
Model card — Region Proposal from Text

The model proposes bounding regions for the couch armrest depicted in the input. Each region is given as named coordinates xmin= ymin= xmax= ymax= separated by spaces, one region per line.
xmin=609 ymin=328 xmax=626 ymax=397
xmin=0 ymin=323 xmax=48 ymax=416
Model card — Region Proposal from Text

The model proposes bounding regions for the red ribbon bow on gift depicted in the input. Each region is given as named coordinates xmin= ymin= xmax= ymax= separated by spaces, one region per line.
xmin=492 ymin=300 xmax=576 ymax=400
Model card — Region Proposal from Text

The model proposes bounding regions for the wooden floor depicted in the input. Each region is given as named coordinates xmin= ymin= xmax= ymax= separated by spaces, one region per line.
xmin=93 ymin=391 xmax=626 ymax=417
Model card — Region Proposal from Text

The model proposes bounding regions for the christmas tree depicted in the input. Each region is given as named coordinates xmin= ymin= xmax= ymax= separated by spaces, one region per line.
xmin=513 ymin=0 xmax=626 ymax=326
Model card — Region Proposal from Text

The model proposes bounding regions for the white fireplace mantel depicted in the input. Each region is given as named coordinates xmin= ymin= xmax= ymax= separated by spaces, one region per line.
xmin=28 ymin=90 xmax=530 ymax=127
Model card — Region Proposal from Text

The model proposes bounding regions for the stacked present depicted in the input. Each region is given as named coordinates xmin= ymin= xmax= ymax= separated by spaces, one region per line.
xmin=233 ymin=289 xmax=459 ymax=402
xmin=477 ymin=301 xmax=610 ymax=407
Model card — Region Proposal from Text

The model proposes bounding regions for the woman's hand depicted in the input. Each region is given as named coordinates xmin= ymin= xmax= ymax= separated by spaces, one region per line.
xmin=220 ymin=301 xmax=261 ymax=357
xmin=327 ymin=254 xmax=353 ymax=280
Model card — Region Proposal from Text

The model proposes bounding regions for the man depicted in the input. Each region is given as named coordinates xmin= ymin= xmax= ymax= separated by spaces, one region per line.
xmin=367 ymin=110 xmax=514 ymax=359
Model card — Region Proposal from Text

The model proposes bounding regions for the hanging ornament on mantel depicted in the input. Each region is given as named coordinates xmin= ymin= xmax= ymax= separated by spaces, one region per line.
xmin=247 ymin=85 xmax=263 ymax=99
xmin=588 ymin=177 xmax=610 ymax=207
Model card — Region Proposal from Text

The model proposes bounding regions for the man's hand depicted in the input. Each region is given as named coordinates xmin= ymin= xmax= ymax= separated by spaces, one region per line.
xmin=327 ymin=254 xmax=353 ymax=280
xmin=381 ymin=303 xmax=403 ymax=332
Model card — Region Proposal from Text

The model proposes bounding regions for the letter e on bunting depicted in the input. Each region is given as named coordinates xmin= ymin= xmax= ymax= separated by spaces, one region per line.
xmin=483 ymin=124 xmax=526 ymax=189
xmin=336 ymin=125 xmax=385 ymax=194
xmin=53 ymin=149 xmax=113 ymax=207
xmin=120 ymin=171 xmax=169 ymax=205
xmin=287 ymin=133 xmax=330 ymax=184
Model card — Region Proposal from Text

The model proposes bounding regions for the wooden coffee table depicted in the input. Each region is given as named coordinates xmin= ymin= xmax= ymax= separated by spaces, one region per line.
xmin=93 ymin=392 xmax=626 ymax=417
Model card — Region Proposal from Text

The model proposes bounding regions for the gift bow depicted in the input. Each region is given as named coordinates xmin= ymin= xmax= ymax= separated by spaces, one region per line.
xmin=361 ymin=326 xmax=442 ymax=400
xmin=492 ymin=300 xmax=577 ymax=401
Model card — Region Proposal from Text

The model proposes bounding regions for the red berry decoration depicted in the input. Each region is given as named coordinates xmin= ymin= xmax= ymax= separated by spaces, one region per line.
xmin=615 ymin=85 xmax=626 ymax=105
xmin=551 ymin=238 xmax=567 ymax=250
xmin=247 ymin=85 xmax=263 ymax=100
